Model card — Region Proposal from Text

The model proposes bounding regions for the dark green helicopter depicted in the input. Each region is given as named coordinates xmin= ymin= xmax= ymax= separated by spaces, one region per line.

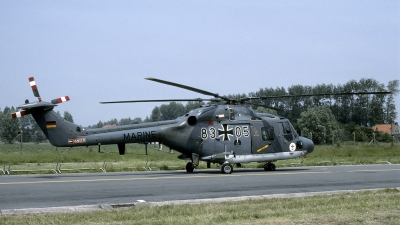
xmin=12 ymin=77 xmax=391 ymax=174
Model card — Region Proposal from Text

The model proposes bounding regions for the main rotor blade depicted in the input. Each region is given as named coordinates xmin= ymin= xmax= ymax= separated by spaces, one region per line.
xmin=145 ymin=77 xmax=231 ymax=101
xmin=245 ymin=91 xmax=392 ymax=100
xmin=246 ymin=103 xmax=282 ymax=111
xmin=100 ymin=98 xmax=221 ymax=104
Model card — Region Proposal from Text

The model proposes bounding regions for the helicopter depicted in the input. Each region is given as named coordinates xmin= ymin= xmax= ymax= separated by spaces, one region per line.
xmin=12 ymin=77 xmax=391 ymax=174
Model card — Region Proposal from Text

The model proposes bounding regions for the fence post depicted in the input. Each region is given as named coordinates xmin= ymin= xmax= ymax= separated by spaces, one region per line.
xmin=369 ymin=133 xmax=379 ymax=146
xmin=373 ymin=133 xmax=375 ymax=146
xmin=20 ymin=130 xmax=23 ymax=152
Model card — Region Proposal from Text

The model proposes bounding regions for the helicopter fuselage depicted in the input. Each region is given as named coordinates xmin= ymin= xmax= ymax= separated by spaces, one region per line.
xmin=40 ymin=103 xmax=314 ymax=168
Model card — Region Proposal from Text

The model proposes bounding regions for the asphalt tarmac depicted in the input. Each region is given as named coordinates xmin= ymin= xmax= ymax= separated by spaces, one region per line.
xmin=0 ymin=164 xmax=399 ymax=214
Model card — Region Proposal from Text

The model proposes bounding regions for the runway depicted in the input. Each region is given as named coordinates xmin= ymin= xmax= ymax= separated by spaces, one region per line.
xmin=0 ymin=164 xmax=399 ymax=214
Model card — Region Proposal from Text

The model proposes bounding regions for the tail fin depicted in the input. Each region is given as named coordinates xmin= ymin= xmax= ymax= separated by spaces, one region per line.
xmin=12 ymin=101 xmax=80 ymax=147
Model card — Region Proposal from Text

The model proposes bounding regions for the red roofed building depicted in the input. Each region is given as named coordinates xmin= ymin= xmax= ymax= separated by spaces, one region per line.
xmin=372 ymin=123 xmax=400 ymax=138
xmin=372 ymin=124 xmax=391 ymax=133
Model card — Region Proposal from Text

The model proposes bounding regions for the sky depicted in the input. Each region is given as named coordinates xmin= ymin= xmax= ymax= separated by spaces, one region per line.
xmin=1 ymin=1 xmax=399 ymax=127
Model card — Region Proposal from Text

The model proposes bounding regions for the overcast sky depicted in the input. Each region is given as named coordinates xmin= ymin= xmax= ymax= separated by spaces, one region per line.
xmin=1 ymin=1 xmax=399 ymax=126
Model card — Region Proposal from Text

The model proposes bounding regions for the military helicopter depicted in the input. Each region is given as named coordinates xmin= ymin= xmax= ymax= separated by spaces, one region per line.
xmin=12 ymin=77 xmax=391 ymax=174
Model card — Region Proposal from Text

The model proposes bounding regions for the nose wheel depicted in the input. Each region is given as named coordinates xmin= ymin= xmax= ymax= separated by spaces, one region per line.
xmin=186 ymin=162 xmax=194 ymax=173
xmin=264 ymin=163 xmax=276 ymax=171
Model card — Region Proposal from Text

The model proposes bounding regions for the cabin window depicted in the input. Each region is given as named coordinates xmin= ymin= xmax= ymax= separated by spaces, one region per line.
xmin=261 ymin=127 xmax=275 ymax=141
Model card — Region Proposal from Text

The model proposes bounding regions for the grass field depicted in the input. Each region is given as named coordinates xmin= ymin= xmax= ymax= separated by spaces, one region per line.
xmin=1 ymin=188 xmax=399 ymax=225
xmin=0 ymin=142 xmax=399 ymax=174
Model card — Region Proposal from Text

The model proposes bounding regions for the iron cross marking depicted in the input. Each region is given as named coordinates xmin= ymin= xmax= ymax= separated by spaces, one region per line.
xmin=218 ymin=124 xmax=233 ymax=141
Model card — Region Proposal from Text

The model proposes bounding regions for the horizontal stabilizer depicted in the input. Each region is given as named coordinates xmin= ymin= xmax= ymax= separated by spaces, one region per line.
xmin=12 ymin=101 xmax=57 ymax=119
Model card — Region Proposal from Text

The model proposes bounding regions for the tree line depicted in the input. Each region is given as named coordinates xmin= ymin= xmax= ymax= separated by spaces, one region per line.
xmin=245 ymin=78 xmax=398 ymax=144
xmin=249 ymin=78 xmax=398 ymax=126
xmin=1 ymin=78 xmax=398 ymax=144
xmin=86 ymin=101 xmax=204 ymax=128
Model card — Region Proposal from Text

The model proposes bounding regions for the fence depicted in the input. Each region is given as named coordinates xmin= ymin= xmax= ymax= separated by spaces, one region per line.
xmin=304 ymin=131 xmax=399 ymax=146
xmin=1 ymin=161 xmax=184 ymax=175
xmin=1 ymin=162 xmax=107 ymax=175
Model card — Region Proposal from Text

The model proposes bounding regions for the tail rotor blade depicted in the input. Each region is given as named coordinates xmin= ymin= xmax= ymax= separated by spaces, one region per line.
xmin=11 ymin=110 xmax=26 ymax=118
xmin=51 ymin=96 xmax=70 ymax=104
xmin=29 ymin=77 xmax=41 ymax=101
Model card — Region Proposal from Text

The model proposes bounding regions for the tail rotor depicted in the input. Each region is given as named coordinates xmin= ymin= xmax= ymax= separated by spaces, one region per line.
xmin=11 ymin=77 xmax=70 ymax=118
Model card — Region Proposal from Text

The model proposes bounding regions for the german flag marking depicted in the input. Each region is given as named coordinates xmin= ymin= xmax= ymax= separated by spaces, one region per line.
xmin=46 ymin=121 xmax=57 ymax=129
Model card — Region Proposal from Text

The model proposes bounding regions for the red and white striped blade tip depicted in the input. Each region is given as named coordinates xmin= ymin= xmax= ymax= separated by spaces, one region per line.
xmin=28 ymin=77 xmax=41 ymax=98
xmin=51 ymin=96 xmax=70 ymax=104
xmin=11 ymin=110 xmax=26 ymax=118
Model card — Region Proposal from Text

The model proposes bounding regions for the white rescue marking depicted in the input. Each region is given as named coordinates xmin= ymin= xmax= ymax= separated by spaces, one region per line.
xmin=289 ymin=143 xmax=296 ymax=152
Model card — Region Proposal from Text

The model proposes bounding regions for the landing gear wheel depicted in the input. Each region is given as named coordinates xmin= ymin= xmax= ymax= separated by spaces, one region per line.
xmin=264 ymin=163 xmax=276 ymax=171
xmin=186 ymin=162 xmax=194 ymax=173
xmin=270 ymin=163 xmax=276 ymax=171
xmin=221 ymin=163 xmax=233 ymax=174
xmin=263 ymin=164 xmax=269 ymax=171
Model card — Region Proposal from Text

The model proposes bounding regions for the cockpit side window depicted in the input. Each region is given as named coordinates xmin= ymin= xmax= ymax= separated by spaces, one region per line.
xmin=282 ymin=122 xmax=291 ymax=134
xmin=228 ymin=107 xmax=236 ymax=121
xmin=281 ymin=122 xmax=294 ymax=141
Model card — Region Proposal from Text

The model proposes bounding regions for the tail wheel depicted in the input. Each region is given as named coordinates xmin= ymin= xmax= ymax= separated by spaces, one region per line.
xmin=186 ymin=162 xmax=194 ymax=173
xmin=221 ymin=163 xmax=233 ymax=174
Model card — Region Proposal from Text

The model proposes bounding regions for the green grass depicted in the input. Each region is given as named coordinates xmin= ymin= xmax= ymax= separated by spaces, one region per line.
xmin=1 ymin=188 xmax=399 ymax=224
xmin=0 ymin=142 xmax=399 ymax=174
xmin=0 ymin=143 xmax=188 ymax=173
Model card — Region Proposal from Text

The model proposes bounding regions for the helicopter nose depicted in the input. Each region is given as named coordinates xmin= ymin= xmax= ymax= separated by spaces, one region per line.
xmin=299 ymin=136 xmax=314 ymax=154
